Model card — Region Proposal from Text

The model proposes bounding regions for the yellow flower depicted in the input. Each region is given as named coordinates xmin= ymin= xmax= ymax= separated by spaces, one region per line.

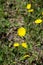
xmin=21 ymin=42 xmax=28 ymax=48
xmin=20 ymin=54 xmax=30 ymax=61
xmin=23 ymin=54 xmax=30 ymax=58
xmin=13 ymin=42 xmax=20 ymax=47
xmin=42 ymin=12 xmax=43 ymax=15
xmin=35 ymin=19 xmax=42 ymax=24
xmin=17 ymin=27 xmax=26 ymax=37
xmin=26 ymin=4 xmax=31 ymax=9
xmin=28 ymin=9 xmax=34 ymax=12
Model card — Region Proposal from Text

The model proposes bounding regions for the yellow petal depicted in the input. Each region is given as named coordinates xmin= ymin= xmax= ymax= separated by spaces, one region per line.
xmin=28 ymin=9 xmax=34 ymax=12
xmin=35 ymin=19 xmax=42 ymax=24
xmin=26 ymin=4 xmax=31 ymax=9
xmin=17 ymin=27 xmax=26 ymax=37
xmin=23 ymin=55 xmax=30 ymax=58
xmin=21 ymin=42 xmax=28 ymax=48
xmin=13 ymin=42 xmax=20 ymax=47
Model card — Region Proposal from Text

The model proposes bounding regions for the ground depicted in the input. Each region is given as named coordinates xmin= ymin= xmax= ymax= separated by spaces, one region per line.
xmin=0 ymin=0 xmax=43 ymax=65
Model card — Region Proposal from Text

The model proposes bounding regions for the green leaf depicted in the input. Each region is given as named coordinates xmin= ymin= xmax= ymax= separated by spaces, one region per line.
xmin=0 ymin=56 xmax=3 ymax=61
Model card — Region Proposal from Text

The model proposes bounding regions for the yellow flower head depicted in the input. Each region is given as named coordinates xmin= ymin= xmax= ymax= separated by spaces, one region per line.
xmin=13 ymin=42 xmax=19 ymax=47
xmin=21 ymin=42 xmax=28 ymax=48
xmin=35 ymin=19 xmax=42 ymax=24
xmin=26 ymin=3 xmax=31 ymax=9
xmin=17 ymin=27 xmax=26 ymax=37
xmin=23 ymin=54 xmax=30 ymax=58
xmin=28 ymin=9 xmax=34 ymax=12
